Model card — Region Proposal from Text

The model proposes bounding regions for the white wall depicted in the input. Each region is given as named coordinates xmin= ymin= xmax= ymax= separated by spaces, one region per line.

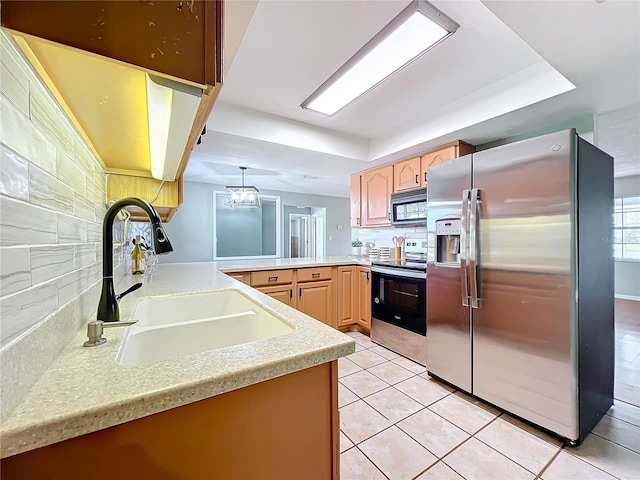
xmin=614 ymin=175 xmax=640 ymax=300
xmin=0 ymin=32 xmax=123 ymax=420
xmin=161 ymin=181 xmax=351 ymax=262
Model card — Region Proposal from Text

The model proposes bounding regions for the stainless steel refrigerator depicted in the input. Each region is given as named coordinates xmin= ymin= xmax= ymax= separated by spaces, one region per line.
xmin=426 ymin=129 xmax=614 ymax=445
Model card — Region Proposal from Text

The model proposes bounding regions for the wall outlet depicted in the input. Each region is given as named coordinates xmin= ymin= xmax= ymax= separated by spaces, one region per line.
xmin=328 ymin=236 xmax=333 ymax=241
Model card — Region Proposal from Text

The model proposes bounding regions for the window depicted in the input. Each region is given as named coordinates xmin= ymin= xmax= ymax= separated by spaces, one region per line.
xmin=614 ymin=196 xmax=640 ymax=260
xmin=212 ymin=192 xmax=281 ymax=260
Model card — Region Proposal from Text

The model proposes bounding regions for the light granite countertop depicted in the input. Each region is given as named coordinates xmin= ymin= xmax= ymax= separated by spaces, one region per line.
xmin=0 ymin=259 xmax=369 ymax=458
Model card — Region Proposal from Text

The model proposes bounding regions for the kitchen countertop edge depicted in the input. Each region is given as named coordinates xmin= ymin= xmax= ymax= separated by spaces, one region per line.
xmin=0 ymin=258 xmax=369 ymax=458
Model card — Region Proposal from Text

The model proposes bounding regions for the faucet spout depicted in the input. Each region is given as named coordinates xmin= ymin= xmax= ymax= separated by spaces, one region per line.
xmin=97 ymin=197 xmax=173 ymax=322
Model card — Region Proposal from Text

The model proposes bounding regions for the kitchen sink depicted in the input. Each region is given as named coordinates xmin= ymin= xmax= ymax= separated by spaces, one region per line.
xmin=116 ymin=289 xmax=294 ymax=366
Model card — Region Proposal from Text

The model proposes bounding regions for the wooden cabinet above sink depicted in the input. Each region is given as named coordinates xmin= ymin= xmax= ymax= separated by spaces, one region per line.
xmin=1 ymin=0 xmax=224 ymax=221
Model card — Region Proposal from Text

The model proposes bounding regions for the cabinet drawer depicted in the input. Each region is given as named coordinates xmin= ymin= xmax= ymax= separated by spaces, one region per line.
xmin=251 ymin=269 xmax=293 ymax=287
xmin=297 ymin=266 xmax=332 ymax=282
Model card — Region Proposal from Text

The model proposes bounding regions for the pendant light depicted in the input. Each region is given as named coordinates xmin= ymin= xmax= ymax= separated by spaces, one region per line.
xmin=224 ymin=167 xmax=261 ymax=208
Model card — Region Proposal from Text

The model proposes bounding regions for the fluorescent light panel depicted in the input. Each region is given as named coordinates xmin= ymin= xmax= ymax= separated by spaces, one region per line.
xmin=302 ymin=0 xmax=458 ymax=116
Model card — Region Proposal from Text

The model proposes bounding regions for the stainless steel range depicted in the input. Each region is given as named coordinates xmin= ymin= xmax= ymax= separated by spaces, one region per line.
xmin=370 ymin=234 xmax=427 ymax=365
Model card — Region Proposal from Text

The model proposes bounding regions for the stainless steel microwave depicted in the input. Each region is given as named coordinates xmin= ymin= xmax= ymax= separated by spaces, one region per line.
xmin=390 ymin=187 xmax=427 ymax=226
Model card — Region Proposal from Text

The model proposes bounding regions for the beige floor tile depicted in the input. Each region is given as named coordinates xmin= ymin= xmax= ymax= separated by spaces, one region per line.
xmin=369 ymin=345 xmax=401 ymax=360
xmin=345 ymin=331 xmax=365 ymax=338
xmin=392 ymin=356 xmax=427 ymax=374
xmin=354 ymin=342 xmax=366 ymax=352
xmin=614 ymin=377 xmax=640 ymax=407
xmin=354 ymin=335 xmax=378 ymax=349
xmin=568 ymin=432 xmax=640 ymax=480
xmin=476 ymin=417 xmax=560 ymax=474
xmin=340 ymin=400 xmax=393 ymax=444
xmin=443 ymin=437 xmax=535 ymax=480
xmin=339 ymin=357 xmax=364 ymax=378
xmin=607 ymin=400 xmax=640 ymax=428
xmin=541 ymin=451 xmax=617 ymax=480
xmin=415 ymin=461 xmax=464 ymax=480
xmin=418 ymin=372 xmax=457 ymax=393
xmin=364 ymin=387 xmax=423 ymax=422
xmin=592 ymin=413 xmax=640 ymax=453
xmin=428 ymin=394 xmax=497 ymax=434
xmin=359 ymin=426 xmax=438 ymax=480
xmin=348 ymin=349 xmax=388 ymax=369
xmin=367 ymin=361 xmax=415 ymax=385
xmin=340 ymin=370 xmax=390 ymax=398
xmin=339 ymin=382 xmax=360 ymax=408
xmin=394 ymin=375 xmax=452 ymax=407
xmin=453 ymin=391 xmax=502 ymax=416
xmin=397 ymin=408 xmax=470 ymax=458
xmin=340 ymin=430 xmax=354 ymax=453
xmin=501 ymin=414 xmax=564 ymax=447
xmin=341 ymin=447 xmax=387 ymax=480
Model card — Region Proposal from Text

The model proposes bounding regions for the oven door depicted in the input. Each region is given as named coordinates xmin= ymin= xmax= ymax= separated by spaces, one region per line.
xmin=371 ymin=266 xmax=426 ymax=336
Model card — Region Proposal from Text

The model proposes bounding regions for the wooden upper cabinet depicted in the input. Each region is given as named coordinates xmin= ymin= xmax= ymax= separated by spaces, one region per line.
xmin=350 ymin=175 xmax=362 ymax=228
xmin=421 ymin=141 xmax=475 ymax=186
xmin=0 ymin=0 xmax=222 ymax=86
xmin=393 ymin=157 xmax=421 ymax=192
xmin=361 ymin=165 xmax=393 ymax=227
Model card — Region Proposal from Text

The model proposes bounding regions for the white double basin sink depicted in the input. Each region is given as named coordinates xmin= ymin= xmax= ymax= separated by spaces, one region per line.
xmin=116 ymin=289 xmax=295 ymax=366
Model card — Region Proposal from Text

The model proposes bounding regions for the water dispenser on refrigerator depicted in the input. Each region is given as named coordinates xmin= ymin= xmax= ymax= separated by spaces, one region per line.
xmin=435 ymin=218 xmax=461 ymax=266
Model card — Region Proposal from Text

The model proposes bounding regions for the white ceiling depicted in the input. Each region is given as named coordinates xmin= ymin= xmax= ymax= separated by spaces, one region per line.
xmin=185 ymin=0 xmax=640 ymax=197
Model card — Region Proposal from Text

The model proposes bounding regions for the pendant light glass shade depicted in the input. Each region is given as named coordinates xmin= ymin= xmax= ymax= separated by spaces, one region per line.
xmin=225 ymin=167 xmax=261 ymax=208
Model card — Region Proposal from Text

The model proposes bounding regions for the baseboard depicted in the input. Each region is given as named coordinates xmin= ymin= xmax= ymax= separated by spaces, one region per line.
xmin=615 ymin=294 xmax=640 ymax=302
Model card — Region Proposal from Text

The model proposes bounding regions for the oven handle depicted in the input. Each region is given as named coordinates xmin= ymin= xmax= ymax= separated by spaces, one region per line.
xmin=371 ymin=266 xmax=426 ymax=280
xmin=461 ymin=189 xmax=470 ymax=307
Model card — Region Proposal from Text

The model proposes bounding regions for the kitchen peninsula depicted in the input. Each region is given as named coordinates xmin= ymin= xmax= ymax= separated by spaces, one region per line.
xmin=1 ymin=260 xmax=359 ymax=479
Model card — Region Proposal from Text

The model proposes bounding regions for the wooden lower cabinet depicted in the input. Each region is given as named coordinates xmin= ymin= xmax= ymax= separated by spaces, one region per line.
xmin=357 ymin=267 xmax=371 ymax=329
xmin=1 ymin=362 xmax=340 ymax=480
xmin=337 ymin=266 xmax=357 ymax=327
xmin=257 ymin=284 xmax=296 ymax=308
xmin=298 ymin=280 xmax=335 ymax=328
xmin=227 ymin=271 xmax=250 ymax=285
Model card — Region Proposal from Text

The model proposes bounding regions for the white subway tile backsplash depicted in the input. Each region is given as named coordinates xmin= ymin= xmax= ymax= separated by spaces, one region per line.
xmin=57 ymin=214 xmax=88 ymax=244
xmin=30 ymin=245 xmax=75 ymax=285
xmin=30 ymin=87 xmax=75 ymax=155
xmin=57 ymin=269 xmax=86 ymax=308
xmin=0 ymin=145 xmax=29 ymax=201
xmin=29 ymin=165 xmax=75 ymax=214
xmin=73 ymin=139 xmax=101 ymax=180
xmin=75 ymin=244 xmax=97 ymax=269
xmin=0 ymin=96 xmax=57 ymax=176
xmin=86 ymin=176 xmax=105 ymax=205
xmin=0 ymin=281 xmax=59 ymax=346
xmin=0 ymin=43 xmax=30 ymax=117
xmin=74 ymin=192 xmax=96 ymax=222
xmin=86 ymin=220 xmax=102 ymax=243
xmin=0 ymin=247 xmax=31 ymax=297
xmin=0 ymin=197 xmax=58 ymax=246
xmin=56 ymin=150 xmax=86 ymax=195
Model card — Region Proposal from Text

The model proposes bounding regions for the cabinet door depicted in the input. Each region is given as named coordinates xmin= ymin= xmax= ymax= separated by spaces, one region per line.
xmin=393 ymin=157 xmax=421 ymax=192
xmin=350 ymin=175 xmax=362 ymax=228
xmin=257 ymin=285 xmax=296 ymax=308
xmin=357 ymin=267 xmax=371 ymax=329
xmin=227 ymin=272 xmax=251 ymax=285
xmin=336 ymin=267 xmax=357 ymax=327
xmin=362 ymin=165 xmax=393 ymax=226
xmin=298 ymin=281 xmax=334 ymax=328
xmin=421 ymin=146 xmax=457 ymax=186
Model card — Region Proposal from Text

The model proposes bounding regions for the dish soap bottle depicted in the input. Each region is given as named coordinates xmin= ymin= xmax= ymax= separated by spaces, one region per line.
xmin=131 ymin=235 xmax=145 ymax=275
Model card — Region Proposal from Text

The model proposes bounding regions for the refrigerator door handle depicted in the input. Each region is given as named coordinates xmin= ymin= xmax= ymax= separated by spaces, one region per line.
xmin=469 ymin=188 xmax=482 ymax=308
xmin=461 ymin=189 xmax=471 ymax=307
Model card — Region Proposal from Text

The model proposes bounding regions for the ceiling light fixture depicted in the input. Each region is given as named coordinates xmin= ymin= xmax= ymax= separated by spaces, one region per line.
xmin=225 ymin=167 xmax=261 ymax=208
xmin=301 ymin=0 xmax=458 ymax=116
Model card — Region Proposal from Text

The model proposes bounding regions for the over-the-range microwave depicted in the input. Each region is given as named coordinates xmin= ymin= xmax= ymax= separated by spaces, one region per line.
xmin=390 ymin=187 xmax=427 ymax=227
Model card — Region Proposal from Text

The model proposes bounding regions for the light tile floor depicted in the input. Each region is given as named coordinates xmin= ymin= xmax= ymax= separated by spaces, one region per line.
xmin=339 ymin=299 xmax=640 ymax=480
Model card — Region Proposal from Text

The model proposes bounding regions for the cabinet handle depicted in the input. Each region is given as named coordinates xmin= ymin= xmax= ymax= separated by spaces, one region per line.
xmin=299 ymin=287 xmax=302 ymax=297
xmin=268 ymin=276 xmax=278 ymax=282
xmin=366 ymin=271 xmax=370 ymax=281
xmin=388 ymin=212 xmax=391 ymax=220
xmin=312 ymin=272 xmax=320 ymax=278
xmin=357 ymin=217 xmax=360 ymax=225
xmin=290 ymin=288 xmax=293 ymax=299
xmin=424 ymin=172 xmax=427 ymax=182
xmin=415 ymin=174 xmax=419 ymax=184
